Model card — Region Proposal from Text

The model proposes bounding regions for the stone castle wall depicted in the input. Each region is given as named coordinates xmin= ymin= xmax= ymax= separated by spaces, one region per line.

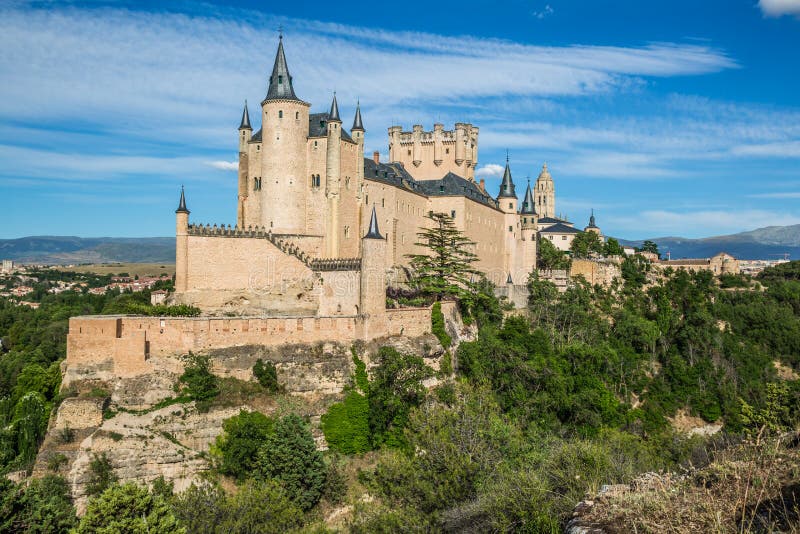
xmin=64 ymin=302 xmax=452 ymax=383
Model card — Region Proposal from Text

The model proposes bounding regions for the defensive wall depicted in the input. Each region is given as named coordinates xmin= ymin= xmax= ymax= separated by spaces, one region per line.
xmin=65 ymin=302 xmax=455 ymax=380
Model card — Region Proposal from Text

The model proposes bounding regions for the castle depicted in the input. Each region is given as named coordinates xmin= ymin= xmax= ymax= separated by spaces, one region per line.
xmin=172 ymin=36 xmax=599 ymax=317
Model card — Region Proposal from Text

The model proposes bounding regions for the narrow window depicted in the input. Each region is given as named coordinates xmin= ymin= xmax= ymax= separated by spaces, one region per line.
xmin=509 ymin=202 xmax=513 ymax=209
xmin=407 ymin=149 xmax=411 ymax=156
xmin=446 ymin=148 xmax=450 ymax=154
xmin=509 ymin=226 xmax=513 ymax=232
xmin=295 ymin=111 xmax=299 ymax=119
xmin=278 ymin=75 xmax=283 ymax=84
xmin=344 ymin=226 xmax=350 ymax=238
xmin=278 ymin=110 xmax=283 ymax=118
xmin=381 ymin=198 xmax=385 ymax=207
xmin=451 ymin=210 xmax=456 ymax=218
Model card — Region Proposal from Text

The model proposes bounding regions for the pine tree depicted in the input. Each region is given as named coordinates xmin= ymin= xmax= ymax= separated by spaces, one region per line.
xmin=406 ymin=212 xmax=479 ymax=300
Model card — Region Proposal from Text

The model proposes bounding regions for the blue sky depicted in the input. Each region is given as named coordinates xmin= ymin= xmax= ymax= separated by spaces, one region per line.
xmin=1 ymin=0 xmax=799 ymax=240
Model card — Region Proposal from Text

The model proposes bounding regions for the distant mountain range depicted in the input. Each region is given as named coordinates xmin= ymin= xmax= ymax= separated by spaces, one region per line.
xmin=618 ymin=224 xmax=800 ymax=260
xmin=1 ymin=225 xmax=798 ymax=264
xmin=0 ymin=236 xmax=175 ymax=264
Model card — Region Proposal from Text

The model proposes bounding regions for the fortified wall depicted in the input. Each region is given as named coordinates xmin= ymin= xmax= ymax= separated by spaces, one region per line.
xmin=64 ymin=305 xmax=445 ymax=384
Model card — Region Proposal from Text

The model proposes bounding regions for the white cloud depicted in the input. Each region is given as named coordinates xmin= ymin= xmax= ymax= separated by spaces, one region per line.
xmin=207 ymin=161 xmax=238 ymax=171
xmin=475 ymin=164 xmax=505 ymax=178
xmin=731 ymin=141 xmax=800 ymax=158
xmin=759 ymin=0 xmax=800 ymax=17
xmin=609 ymin=209 xmax=800 ymax=238
xmin=533 ymin=4 xmax=554 ymax=19
xmin=749 ymin=191 xmax=800 ymax=198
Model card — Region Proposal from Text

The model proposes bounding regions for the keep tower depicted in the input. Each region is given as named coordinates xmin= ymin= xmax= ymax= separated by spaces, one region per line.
xmin=258 ymin=35 xmax=311 ymax=234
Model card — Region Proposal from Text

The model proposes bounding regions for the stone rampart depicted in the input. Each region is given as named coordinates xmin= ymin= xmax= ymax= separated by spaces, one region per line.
xmin=65 ymin=304 xmax=447 ymax=382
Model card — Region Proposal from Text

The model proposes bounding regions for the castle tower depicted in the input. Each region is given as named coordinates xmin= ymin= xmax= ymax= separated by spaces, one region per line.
xmin=584 ymin=209 xmax=602 ymax=236
xmin=351 ymin=101 xmax=365 ymax=245
xmin=237 ymin=101 xmax=252 ymax=227
xmin=497 ymin=158 xmax=519 ymax=283
xmin=258 ymin=35 xmax=310 ymax=233
xmin=535 ymin=163 xmax=555 ymax=218
xmin=175 ymin=187 xmax=190 ymax=294
xmin=325 ymin=93 xmax=342 ymax=257
xmin=360 ymin=207 xmax=387 ymax=339
xmin=518 ymin=179 xmax=538 ymax=276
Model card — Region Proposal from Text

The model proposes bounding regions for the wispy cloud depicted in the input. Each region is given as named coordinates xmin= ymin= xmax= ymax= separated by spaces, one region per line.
xmin=533 ymin=4 xmax=555 ymax=19
xmin=758 ymin=0 xmax=800 ymax=18
xmin=609 ymin=209 xmax=800 ymax=238
xmin=206 ymin=161 xmax=239 ymax=171
xmin=749 ymin=191 xmax=800 ymax=199
xmin=475 ymin=164 xmax=505 ymax=178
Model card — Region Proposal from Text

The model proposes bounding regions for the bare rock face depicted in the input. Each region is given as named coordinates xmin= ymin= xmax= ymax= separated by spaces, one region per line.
xmin=37 ymin=333 xmax=453 ymax=514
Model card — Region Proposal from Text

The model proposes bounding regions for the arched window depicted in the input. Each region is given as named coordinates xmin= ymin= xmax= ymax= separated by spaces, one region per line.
xmin=295 ymin=111 xmax=299 ymax=119
xmin=345 ymin=177 xmax=350 ymax=189
xmin=278 ymin=110 xmax=283 ymax=119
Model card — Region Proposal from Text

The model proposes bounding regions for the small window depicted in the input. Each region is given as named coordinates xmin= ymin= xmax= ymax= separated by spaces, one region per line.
xmin=549 ymin=235 xmax=553 ymax=240
xmin=381 ymin=199 xmax=385 ymax=207
xmin=365 ymin=195 xmax=369 ymax=205
xmin=407 ymin=149 xmax=411 ymax=156
xmin=446 ymin=148 xmax=450 ymax=154
xmin=345 ymin=177 xmax=351 ymax=189
xmin=314 ymin=140 xmax=318 ymax=147
xmin=278 ymin=75 xmax=283 ymax=84
xmin=344 ymin=226 xmax=350 ymax=238
xmin=508 ymin=226 xmax=513 ymax=232
xmin=439 ymin=185 xmax=444 ymax=193
xmin=278 ymin=110 xmax=283 ymax=118
xmin=508 ymin=202 xmax=513 ymax=209
xmin=295 ymin=111 xmax=299 ymax=119
xmin=451 ymin=210 xmax=456 ymax=218
xmin=562 ymin=235 xmax=567 ymax=240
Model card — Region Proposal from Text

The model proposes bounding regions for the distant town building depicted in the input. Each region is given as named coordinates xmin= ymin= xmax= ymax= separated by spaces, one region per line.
xmin=1 ymin=259 xmax=13 ymax=273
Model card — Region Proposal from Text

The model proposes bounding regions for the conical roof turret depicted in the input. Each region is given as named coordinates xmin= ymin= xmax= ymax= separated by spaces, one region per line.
xmin=328 ymin=93 xmax=341 ymax=122
xmin=176 ymin=186 xmax=189 ymax=214
xmin=364 ymin=206 xmax=383 ymax=239
xmin=498 ymin=157 xmax=517 ymax=198
xmin=520 ymin=179 xmax=536 ymax=214
xmin=239 ymin=101 xmax=252 ymax=130
xmin=264 ymin=35 xmax=301 ymax=102
xmin=352 ymin=100 xmax=364 ymax=131
xmin=588 ymin=209 xmax=597 ymax=228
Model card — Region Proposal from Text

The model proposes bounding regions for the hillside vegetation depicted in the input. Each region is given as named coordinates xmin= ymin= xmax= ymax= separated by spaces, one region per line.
xmin=0 ymin=262 xmax=798 ymax=532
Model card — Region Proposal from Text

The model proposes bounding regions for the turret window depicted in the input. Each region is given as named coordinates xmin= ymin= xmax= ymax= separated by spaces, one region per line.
xmin=278 ymin=75 xmax=283 ymax=84
xmin=344 ymin=226 xmax=350 ymax=238
xmin=278 ymin=110 xmax=283 ymax=118
xmin=295 ymin=111 xmax=299 ymax=119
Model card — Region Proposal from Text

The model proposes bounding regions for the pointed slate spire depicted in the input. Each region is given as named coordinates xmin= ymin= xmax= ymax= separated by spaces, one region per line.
xmin=364 ymin=206 xmax=383 ymax=239
xmin=176 ymin=186 xmax=189 ymax=214
xmin=520 ymin=178 xmax=536 ymax=214
xmin=239 ymin=100 xmax=252 ymax=130
xmin=329 ymin=92 xmax=341 ymax=122
xmin=588 ymin=209 xmax=597 ymax=228
xmin=264 ymin=35 xmax=301 ymax=102
xmin=498 ymin=155 xmax=516 ymax=198
xmin=352 ymin=100 xmax=364 ymax=131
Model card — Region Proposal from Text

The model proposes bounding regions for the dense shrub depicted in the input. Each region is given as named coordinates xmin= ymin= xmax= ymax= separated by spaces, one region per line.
xmin=212 ymin=409 xmax=274 ymax=480
xmin=76 ymin=483 xmax=183 ymax=534
xmin=252 ymin=358 xmax=281 ymax=392
xmin=179 ymin=353 xmax=219 ymax=407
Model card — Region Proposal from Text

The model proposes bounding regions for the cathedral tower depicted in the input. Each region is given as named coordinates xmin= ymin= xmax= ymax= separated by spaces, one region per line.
xmin=258 ymin=35 xmax=310 ymax=234
xmin=535 ymin=163 xmax=555 ymax=218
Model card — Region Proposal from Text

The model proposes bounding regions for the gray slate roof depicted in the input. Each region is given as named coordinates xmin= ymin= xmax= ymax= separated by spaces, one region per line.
xmin=249 ymin=111 xmax=355 ymax=143
xmin=264 ymin=37 xmax=303 ymax=102
xmin=497 ymin=162 xmax=516 ymax=198
xmin=539 ymin=222 xmax=580 ymax=234
xmin=363 ymin=158 xmax=422 ymax=192
xmin=417 ymin=172 xmax=498 ymax=208
xmin=520 ymin=182 xmax=536 ymax=214
xmin=538 ymin=216 xmax=571 ymax=225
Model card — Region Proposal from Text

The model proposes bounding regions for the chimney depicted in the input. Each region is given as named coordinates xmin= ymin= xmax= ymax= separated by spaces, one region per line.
xmin=373 ymin=151 xmax=380 ymax=164
xmin=479 ymin=178 xmax=486 ymax=192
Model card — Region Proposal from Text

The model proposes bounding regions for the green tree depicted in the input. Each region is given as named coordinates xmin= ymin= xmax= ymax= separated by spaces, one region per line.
xmin=256 ymin=414 xmax=326 ymax=510
xmin=0 ymin=475 xmax=77 ymax=533
xmin=12 ymin=392 xmax=49 ymax=466
xmin=321 ymin=390 xmax=371 ymax=454
xmin=603 ymin=237 xmax=625 ymax=257
xmin=212 ymin=409 xmax=274 ymax=481
xmin=85 ymin=453 xmax=117 ymax=497
xmin=537 ymin=236 xmax=571 ymax=270
xmin=569 ymin=231 xmax=604 ymax=258
xmin=179 ymin=353 xmax=219 ymax=406
xmin=639 ymin=240 xmax=660 ymax=258
xmin=368 ymin=347 xmax=433 ymax=448
xmin=252 ymin=358 xmax=281 ymax=392
xmin=407 ymin=212 xmax=479 ymax=300
xmin=76 ymin=483 xmax=185 ymax=534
